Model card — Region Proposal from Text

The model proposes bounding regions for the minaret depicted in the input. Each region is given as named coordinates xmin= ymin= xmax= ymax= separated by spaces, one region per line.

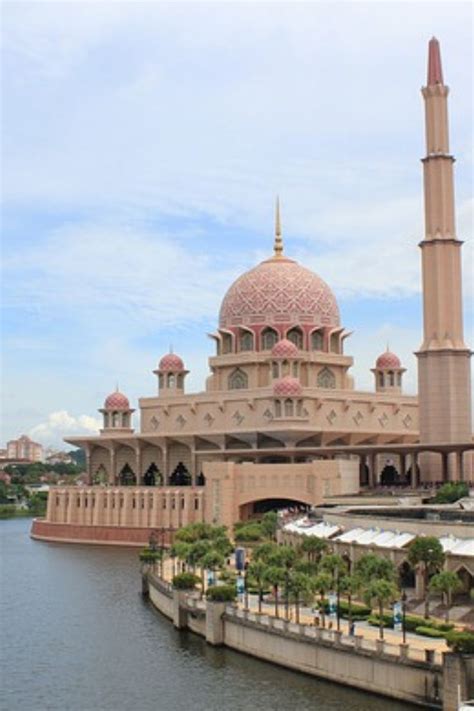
xmin=416 ymin=38 xmax=472 ymax=481
xmin=274 ymin=196 xmax=284 ymax=258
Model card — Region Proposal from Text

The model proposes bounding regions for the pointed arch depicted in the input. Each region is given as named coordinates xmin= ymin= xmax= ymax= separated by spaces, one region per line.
xmin=286 ymin=326 xmax=303 ymax=349
xmin=317 ymin=367 xmax=336 ymax=389
xmin=228 ymin=368 xmax=248 ymax=390
xmin=261 ymin=327 xmax=278 ymax=351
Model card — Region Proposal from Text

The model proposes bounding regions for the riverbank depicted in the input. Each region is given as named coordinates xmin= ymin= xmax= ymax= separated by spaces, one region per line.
xmin=144 ymin=570 xmax=474 ymax=710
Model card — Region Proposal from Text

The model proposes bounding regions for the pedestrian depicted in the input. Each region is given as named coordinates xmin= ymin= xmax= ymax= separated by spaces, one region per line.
xmin=350 ymin=621 xmax=356 ymax=636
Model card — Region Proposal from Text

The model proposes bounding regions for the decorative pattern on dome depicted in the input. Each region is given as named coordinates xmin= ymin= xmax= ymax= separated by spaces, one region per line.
xmin=273 ymin=376 xmax=303 ymax=397
xmin=376 ymin=350 xmax=401 ymax=369
xmin=104 ymin=391 xmax=130 ymax=410
xmin=219 ymin=257 xmax=340 ymax=329
xmin=159 ymin=353 xmax=185 ymax=371
xmin=271 ymin=338 xmax=299 ymax=358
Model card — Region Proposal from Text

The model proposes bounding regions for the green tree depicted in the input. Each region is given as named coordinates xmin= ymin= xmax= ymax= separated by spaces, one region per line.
xmin=340 ymin=574 xmax=360 ymax=627
xmin=408 ymin=537 xmax=445 ymax=618
xmin=253 ymin=541 xmax=279 ymax=564
xmin=354 ymin=553 xmax=396 ymax=583
xmin=433 ymin=482 xmax=469 ymax=504
xmin=313 ymin=572 xmax=332 ymax=628
xmin=260 ymin=511 xmax=279 ymax=540
xmin=201 ymin=550 xmax=225 ymax=589
xmin=289 ymin=572 xmax=314 ymax=623
xmin=429 ymin=571 xmax=462 ymax=622
xmin=300 ymin=536 xmax=328 ymax=565
xmin=248 ymin=560 xmax=267 ymax=614
xmin=319 ymin=554 xmax=348 ymax=585
xmin=263 ymin=565 xmax=286 ymax=618
xmin=363 ymin=579 xmax=399 ymax=640
xmin=171 ymin=541 xmax=192 ymax=573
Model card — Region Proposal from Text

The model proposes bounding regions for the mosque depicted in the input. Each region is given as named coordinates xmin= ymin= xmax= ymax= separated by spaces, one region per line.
xmin=32 ymin=38 xmax=472 ymax=545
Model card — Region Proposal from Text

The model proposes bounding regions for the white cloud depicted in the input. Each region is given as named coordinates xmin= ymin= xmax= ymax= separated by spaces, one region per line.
xmin=30 ymin=411 xmax=102 ymax=446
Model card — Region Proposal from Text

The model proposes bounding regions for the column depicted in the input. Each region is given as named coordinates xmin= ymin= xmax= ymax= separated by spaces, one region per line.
xmin=136 ymin=445 xmax=143 ymax=485
xmin=368 ymin=452 xmax=377 ymax=488
xmin=441 ymin=452 xmax=449 ymax=483
xmin=455 ymin=450 xmax=464 ymax=482
xmin=109 ymin=446 xmax=116 ymax=485
xmin=400 ymin=453 xmax=406 ymax=482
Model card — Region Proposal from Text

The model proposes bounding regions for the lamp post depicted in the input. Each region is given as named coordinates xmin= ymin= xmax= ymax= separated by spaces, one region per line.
xmin=284 ymin=569 xmax=290 ymax=621
xmin=402 ymin=590 xmax=407 ymax=644
xmin=244 ymin=564 xmax=249 ymax=612
xmin=336 ymin=569 xmax=341 ymax=633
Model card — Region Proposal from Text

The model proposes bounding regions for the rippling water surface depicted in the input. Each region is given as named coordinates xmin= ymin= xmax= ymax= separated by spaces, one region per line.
xmin=1 ymin=518 xmax=415 ymax=711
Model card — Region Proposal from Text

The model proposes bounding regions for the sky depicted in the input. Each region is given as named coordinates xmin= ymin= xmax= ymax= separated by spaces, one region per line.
xmin=1 ymin=1 xmax=473 ymax=449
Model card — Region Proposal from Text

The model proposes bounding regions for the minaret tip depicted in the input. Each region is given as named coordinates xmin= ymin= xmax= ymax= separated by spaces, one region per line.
xmin=274 ymin=196 xmax=284 ymax=258
xmin=427 ymin=36 xmax=444 ymax=86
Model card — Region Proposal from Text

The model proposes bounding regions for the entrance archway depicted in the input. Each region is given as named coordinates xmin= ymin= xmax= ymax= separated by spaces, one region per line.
xmin=239 ymin=497 xmax=311 ymax=521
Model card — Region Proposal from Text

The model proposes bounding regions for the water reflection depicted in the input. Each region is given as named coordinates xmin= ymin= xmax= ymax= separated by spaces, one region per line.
xmin=1 ymin=519 xmax=414 ymax=711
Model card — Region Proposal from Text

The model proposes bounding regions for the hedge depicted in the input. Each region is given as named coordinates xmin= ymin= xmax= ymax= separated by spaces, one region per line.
xmin=415 ymin=626 xmax=447 ymax=639
xmin=172 ymin=572 xmax=200 ymax=590
xmin=319 ymin=600 xmax=371 ymax=617
xmin=206 ymin=585 xmax=237 ymax=602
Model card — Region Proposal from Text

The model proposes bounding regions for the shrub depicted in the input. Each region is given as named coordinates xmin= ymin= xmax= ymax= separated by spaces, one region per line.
xmin=446 ymin=630 xmax=474 ymax=654
xmin=206 ymin=585 xmax=237 ymax=602
xmin=172 ymin=572 xmax=200 ymax=590
xmin=234 ymin=523 xmax=264 ymax=542
xmin=432 ymin=482 xmax=469 ymax=504
xmin=415 ymin=626 xmax=447 ymax=639
xmin=139 ymin=549 xmax=162 ymax=563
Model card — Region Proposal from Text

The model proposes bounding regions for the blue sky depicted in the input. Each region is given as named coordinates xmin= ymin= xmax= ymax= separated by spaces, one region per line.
xmin=2 ymin=1 xmax=473 ymax=447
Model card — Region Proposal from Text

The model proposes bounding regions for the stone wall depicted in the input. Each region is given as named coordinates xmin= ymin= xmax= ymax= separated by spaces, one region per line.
xmin=145 ymin=574 xmax=454 ymax=709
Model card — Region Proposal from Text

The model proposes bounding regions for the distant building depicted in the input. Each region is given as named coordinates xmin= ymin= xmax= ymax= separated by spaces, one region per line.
xmin=44 ymin=449 xmax=74 ymax=465
xmin=6 ymin=435 xmax=44 ymax=463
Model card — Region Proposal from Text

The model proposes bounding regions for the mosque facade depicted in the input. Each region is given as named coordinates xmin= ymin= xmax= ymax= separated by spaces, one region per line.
xmin=31 ymin=39 xmax=472 ymax=545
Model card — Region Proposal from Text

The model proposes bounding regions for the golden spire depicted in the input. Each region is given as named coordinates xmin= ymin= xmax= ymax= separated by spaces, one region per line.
xmin=274 ymin=196 xmax=284 ymax=258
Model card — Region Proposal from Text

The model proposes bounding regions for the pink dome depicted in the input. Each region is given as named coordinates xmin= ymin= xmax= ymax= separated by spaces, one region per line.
xmin=271 ymin=339 xmax=299 ymax=358
xmin=376 ymin=350 xmax=401 ymax=369
xmin=104 ymin=391 xmax=130 ymax=410
xmin=273 ymin=376 xmax=303 ymax=397
xmin=219 ymin=256 xmax=340 ymax=330
xmin=159 ymin=353 xmax=185 ymax=371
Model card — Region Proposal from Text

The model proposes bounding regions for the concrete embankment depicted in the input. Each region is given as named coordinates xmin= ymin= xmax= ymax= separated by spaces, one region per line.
xmin=144 ymin=571 xmax=473 ymax=710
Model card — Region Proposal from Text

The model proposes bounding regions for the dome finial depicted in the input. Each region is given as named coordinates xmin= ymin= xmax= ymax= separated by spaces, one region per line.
xmin=274 ymin=196 xmax=284 ymax=258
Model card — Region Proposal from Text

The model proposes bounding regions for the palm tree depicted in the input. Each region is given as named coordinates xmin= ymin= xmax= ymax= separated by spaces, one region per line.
xmin=354 ymin=553 xmax=396 ymax=583
xmin=313 ymin=572 xmax=332 ymax=628
xmin=408 ymin=537 xmax=445 ymax=618
xmin=429 ymin=571 xmax=462 ymax=622
xmin=201 ymin=550 xmax=225 ymax=594
xmin=300 ymin=536 xmax=328 ymax=565
xmin=263 ymin=565 xmax=286 ymax=618
xmin=269 ymin=545 xmax=297 ymax=620
xmin=340 ymin=574 xmax=360 ymax=628
xmin=289 ymin=572 xmax=314 ymax=624
xmin=363 ymin=579 xmax=399 ymax=640
xmin=248 ymin=560 xmax=267 ymax=614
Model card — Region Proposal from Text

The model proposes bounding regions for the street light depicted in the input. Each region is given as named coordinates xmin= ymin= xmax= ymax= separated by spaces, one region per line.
xmin=336 ymin=569 xmax=341 ymax=633
xmin=244 ymin=563 xmax=249 ymax=611
xmin=402 ymin=590 xmax=407 ymax=644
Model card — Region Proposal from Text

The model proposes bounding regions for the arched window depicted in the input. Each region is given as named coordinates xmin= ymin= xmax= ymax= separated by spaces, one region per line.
xmin=112 ymin=412 xmax=119 ymax=427
xmin=261 ymin=328 xmax=278 ymax=350
xmin=330 ymin=333 xmax=339 ymax=353
xmin=284 ymin=398 xmax=294 ymax=417
xmin=275 ymin=400 xmax=282 ymax=417
xmin=388 ymin=371 xmax=395 ymax=386
xmin=317 ymin=367 xmax=336 ymax=389
xmin=292 ymin=362 xmax=298 ymax=377
xmin=228 ymin=368 xmax=248 ymax=390
xmin=168 ymin=374 xmax=175 ymax=388
xmin=121 ymin=413 xmax=128 ymax=427
xmin=240 ymin=331 xmax=254 ymax=351
xmin=311 ymin=330 xmax=324 ymax=351
xmin=379 ymin=372 xmax=384 ymax=387
xmin=287 ymin=327 xmax=303 ymax=349
xmin=103 ymin=413 xmax=110 ymax=428
xmin=282 ymin=360 xmax=290 ymax=377
xmin=222 ymin=333 xmax=233 ymax=354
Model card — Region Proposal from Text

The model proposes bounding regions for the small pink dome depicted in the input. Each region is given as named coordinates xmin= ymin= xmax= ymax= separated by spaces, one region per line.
xmin=104 ymin=391 xmax=130 ymax=410
xmin=273 ymin=376 xmax=303 ymax=397
xmin=376 ymin=350 xmax=401 ymax=369
xmin=159 ymin=353 xmax=185 ymax=371
xmin=271 ymin=339 xmax=299 ymax=358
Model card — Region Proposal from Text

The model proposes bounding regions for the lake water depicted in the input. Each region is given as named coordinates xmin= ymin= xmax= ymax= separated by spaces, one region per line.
xmin=1 ymin=518 xmax=415 ymax=711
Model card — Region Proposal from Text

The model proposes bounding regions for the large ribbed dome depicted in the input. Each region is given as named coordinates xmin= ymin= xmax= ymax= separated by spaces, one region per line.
xmin=219 ymin=256 xmax=340 ymax=330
